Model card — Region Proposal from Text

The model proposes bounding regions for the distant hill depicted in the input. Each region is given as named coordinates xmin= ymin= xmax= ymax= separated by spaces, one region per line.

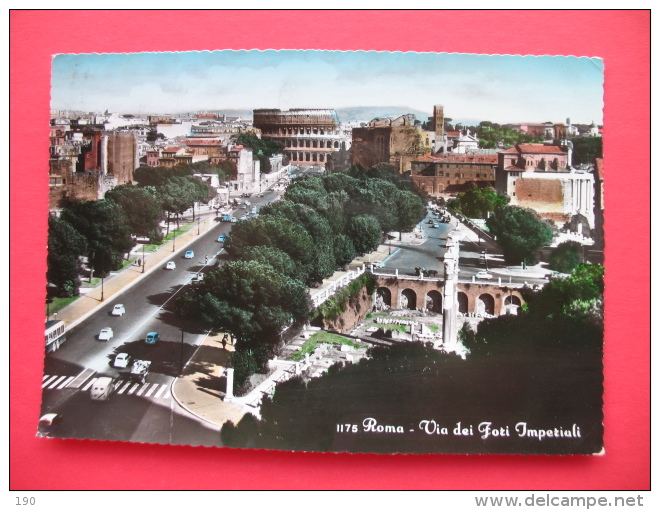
xmin=170 ymin=107 xmax=482 ymax=126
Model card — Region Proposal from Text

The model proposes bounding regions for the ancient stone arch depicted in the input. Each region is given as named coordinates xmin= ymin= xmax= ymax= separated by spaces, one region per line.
xmin=503 ymin=295 xmax=522 ymax=315
xmin=457 ymin=292 xmax=469 ymax=314
xmin=476 ymin=293 xmax=495 ymax=316
xmin=426 ymin=290 xmax=442 ymax=313
xmin=376 ymin=287 xmax=392 ymax=308
xmin=400 ymin=288 xmax=417 ymax=310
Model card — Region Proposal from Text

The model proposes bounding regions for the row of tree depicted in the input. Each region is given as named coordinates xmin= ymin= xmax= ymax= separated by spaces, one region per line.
xmin=220 ymin=263 xmax=604 ymax=454
xmin=47 ymin=164 xmax=218 ymax=297
xmin=176 ymin=165 xmax=426 ymax=389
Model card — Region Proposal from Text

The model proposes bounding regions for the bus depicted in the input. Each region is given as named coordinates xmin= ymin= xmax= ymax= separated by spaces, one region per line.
xmin=45 ymin=320 xmax=66 ymax=353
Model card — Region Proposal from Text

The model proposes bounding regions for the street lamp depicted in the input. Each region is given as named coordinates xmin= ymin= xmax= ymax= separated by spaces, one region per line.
xmin=179 ymin=327 xmax=185 ymax=376
xmin=101 ymin=275 xmax=104 ymax=301
xmin=141 ymin=244 xmax=145 ymax=273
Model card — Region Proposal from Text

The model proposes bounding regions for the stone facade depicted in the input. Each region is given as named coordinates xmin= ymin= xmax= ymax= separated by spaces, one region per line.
xmin=374 ymin=277 xmax=525 ymax=318
xmin=410 ymin=154 xmax=497 ymax=196
xmin=48 ymin=120 xmax=138 ymax=210
xmin=351 ymin=114 xmax=432 ymax=172
xmin=253 ymin=109 xmax=345 ymax=169
xmin=495 ymin=142 xmax=595 ymax=229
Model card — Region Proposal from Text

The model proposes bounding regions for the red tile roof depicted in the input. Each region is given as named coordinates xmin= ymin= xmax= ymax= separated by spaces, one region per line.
xmin=502 ymin=143 xmax=566 ymax=154
xmin=415 ymin=153 xmax=497 ymax=163
xmin=185 ymin=139 xmax=222 ymax=145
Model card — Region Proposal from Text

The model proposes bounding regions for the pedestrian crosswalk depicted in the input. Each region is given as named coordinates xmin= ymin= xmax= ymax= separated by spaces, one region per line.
xmin=41 ymin=374 xmax=171 ymax=400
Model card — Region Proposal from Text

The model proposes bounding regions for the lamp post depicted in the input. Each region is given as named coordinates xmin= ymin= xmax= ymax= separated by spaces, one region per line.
xmin=101 ymin=275 xmax=104 ymax=301
xmin=141 ymin=244 xmax=145 ymax=273
xmin=179 ymin=327 xmax=185 ymax=376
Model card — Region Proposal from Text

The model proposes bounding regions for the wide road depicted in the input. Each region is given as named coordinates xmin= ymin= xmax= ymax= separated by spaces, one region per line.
xmin=39 ymin=189 xmax=282 ymax=445
xmin=382 ymin=207 xmax=548 ymax=286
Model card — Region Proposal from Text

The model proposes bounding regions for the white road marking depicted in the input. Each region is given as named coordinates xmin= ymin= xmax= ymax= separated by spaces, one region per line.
xmin=46 ymin=376 xmax=67 ymax=389
xmin=42 ymin=375 xmax=58 ymax=388
xmin=56 ymin=376 xmax=75 ymax=389
xmin=136 ymin=384 xmax=149 ymax=396
xmin=127 ymin=383 xmax=140 ymax=395
xmin=153 ymin=384 xmax=167 ymax=398
xmin=82 ymin=378 xmax=97 ymax=391
xmin=116 ymin=381 xmax=131 ymax=394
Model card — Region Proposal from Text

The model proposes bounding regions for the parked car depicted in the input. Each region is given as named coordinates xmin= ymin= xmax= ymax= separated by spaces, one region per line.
xmin=432 ymin=223 xmax=440 ymax=228
xmin=145 ymin=332 xmax=160 ymax=344
xmin=37 ymin=413 xmax=63 ymax=437
xmin=98 ymin=327 xmax=114 ymax=341
xmin=475 ymin=271 xmax=493 ymax=279
xmin=165 ymin=261 xmax=176 ymax=270
xmin=217 ymin=234 xmax=227 ymax=242
xmin=184 ymin=250 xmax=194 ymax=259
xmin=257 ymin=193 xmax=265 ymax=197
xmin=111 ymin=304 xmax=125 ymax=316
xmin=113 ymin=352 xmax=131 ymax=369
xmin=230 ymin=217 xmax=237 ymax=223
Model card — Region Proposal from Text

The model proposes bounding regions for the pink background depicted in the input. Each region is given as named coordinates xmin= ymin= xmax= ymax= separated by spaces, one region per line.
xmin=10 ymin=10 xmax=650 ymax=490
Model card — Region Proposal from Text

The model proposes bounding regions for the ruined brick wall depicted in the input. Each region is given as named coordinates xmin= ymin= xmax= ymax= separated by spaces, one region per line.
xmin=106 ymin=132 xmax=137 ymax=185
xmin=322 ymin=285 xmax=374 ymax=334
xmin=374 ymin=277 xmax=525 ymax=317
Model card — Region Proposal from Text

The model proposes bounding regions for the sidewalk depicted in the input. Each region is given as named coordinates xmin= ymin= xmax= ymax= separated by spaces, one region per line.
xmin=171 ymin=331 xmax=246 ymax=427
xmin=52 ymin=215 xmax=219 ymax=331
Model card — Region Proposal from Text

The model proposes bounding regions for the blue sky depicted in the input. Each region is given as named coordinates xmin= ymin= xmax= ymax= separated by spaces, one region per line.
xmin=51 ymin=50 xmax=604 ymax=124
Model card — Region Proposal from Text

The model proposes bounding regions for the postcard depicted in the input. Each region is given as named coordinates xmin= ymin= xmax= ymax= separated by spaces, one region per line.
xmin=40 ymin=49 xmax=604 ymax=455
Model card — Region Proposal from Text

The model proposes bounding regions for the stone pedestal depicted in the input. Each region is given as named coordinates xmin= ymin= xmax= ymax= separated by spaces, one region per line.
xmin=224 ymin=367 xmax=235 ymax=402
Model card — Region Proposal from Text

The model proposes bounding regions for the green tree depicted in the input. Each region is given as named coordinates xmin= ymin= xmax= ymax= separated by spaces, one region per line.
xmin=448 ymin=184 xmax=507 ymax=219
xmin=47 ymin=216 xmax=87 ymax=296
xmin=176 ymin=260 xmax=310 ymax=388
xmin=60 ymin=199 xmax=134 ymax=278
xmin=224 ymin=215 xmax=316 ymax=283
xmin=547 ymin=241 xmax=582 ymax=273
xmin=570 ymin=137 xmax=603 ymax=166
xmin=105 ymin=185 xmax=163 ymax=242
xmin=486 ymin=206 xmax=553 ymax=265
xmin=347 ymin=214 xmax=382 ymax=255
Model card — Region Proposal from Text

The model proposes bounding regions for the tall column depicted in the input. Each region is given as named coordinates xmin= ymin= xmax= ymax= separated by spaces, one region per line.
xmin=224 ymin=368 xmax=235 ymax=402
xmin=442 ymin=230 xmax=461 ymax=348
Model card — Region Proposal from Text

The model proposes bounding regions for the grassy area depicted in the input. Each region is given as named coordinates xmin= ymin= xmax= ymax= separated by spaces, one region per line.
xmin=291 ymin=331 xmax=360 ymax=361
xmin=47 ymin=295 xmax=80 ymax=315
xmin=120 ymin=257 xmax=138 ymax=270
xmin=162 ymin=222 xmax=194 ymax=243
xmin=427 ymin=324 xmax=439 ymax=333
xmin=378 ymin=323 xmax=408 ymax=333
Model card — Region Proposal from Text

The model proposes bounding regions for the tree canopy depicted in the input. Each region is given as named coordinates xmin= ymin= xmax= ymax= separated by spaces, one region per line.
xmin=547 ymin=241 xmax=583 ymax=273
xmin=486 ymin=206 xmax=553 ymax=265
xmin=447 ymin=184 xmax=508 ymax=219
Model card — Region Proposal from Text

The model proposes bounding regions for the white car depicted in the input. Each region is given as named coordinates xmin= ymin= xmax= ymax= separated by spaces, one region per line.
xmin=113 ymin=353 xmax=131 ymax=369
xmin=476 ymin=271 xmax=493 ymax=279
xmin=111 ymin=304 xmax=125 ymax=316
xmin=98 ymin=327 xmax=114 ymax=341
xmin=166 ymin=261 xmax=176 ymax=270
